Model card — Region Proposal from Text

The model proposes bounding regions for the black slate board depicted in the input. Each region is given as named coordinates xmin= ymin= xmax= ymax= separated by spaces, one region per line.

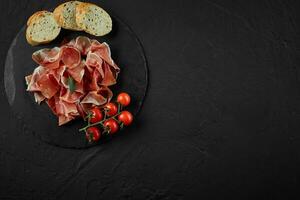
xmin=4 ymin=15 xmax=148 ymax=149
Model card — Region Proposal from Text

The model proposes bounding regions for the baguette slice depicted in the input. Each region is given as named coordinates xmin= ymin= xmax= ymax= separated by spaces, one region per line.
xmin=53 ymin=1 xmax=83 ymax=31
xmin=26 ymin=11 xmax=61 ymax=46
xmin=27 ymin=11 xmax=45 ymax=26
xmin=26 ymin=31 xmax=39 ymax=46
xmin=75 ymin=3 xmax=112 ymax=36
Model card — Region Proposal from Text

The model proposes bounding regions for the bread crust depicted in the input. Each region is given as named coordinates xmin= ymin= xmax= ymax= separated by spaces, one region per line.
xmin=27 ymin=11 xmax=48 ymax=26
xmin=26 ymin=28 xmax=39 ymax=46
xmin=75 ymin=2 xmax=112 ymax=36
xmin=53 ymin=4 xmax=64 ymax=25
xmin=53 ymin=1 xmax=83 ymax=31
xmin=26 ymin=2 xmax=112 ymax=46
xmin=26 ymin=11 xmax=61 ymax=46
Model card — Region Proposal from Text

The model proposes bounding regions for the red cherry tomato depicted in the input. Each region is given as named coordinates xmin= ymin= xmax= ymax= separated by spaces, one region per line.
xmin=89 ymin=107 xmax=103 ymax=123
xmin=117 ymin=92 xmax=131 ymax=107
xmin=86 ymin=127 xmax=101 ymax=142
xmin=103 ymin=119 xmax=119 ymax=134
xmin=105 ymin=102 xmax=118 ymax=116
xmin=118 ymin=111 xmax=133 ymax=126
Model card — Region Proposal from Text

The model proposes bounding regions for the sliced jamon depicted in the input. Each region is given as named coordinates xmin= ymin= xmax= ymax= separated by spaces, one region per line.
xmin=25 ymin=74 xmax=32 ymax=85
xmin=47 ymin=95 xmax=80 ymax=126
xmin=49 ymin=65 xmax=66 ymax=83
xmin=73 ymin=36 xmax=92 ymax=55
xmin=81 ymin=91 xmax=107 ymax=105
xmin=91 ymin=42 xmax=120 ymax=84
xmin=26 ymin=66 xmax=47 ymax=92
xmin=91 ymin=42 xmax=118 ymax=69
xmin=60 ymin=74 xmax=85 ymax=93
xmin=60 ymin=89 xmax=84 ymax=103
xmin=75 ymin=78 xmax=84 ymax=94
xmin=61 ymin=46 xmax=81 ymax=69
xmin=36 ymin=73 xmax=60 ymax=99
xmin=67 ymin=60 xmax=85 ymax=82
xmin=76 ymin=102 xmax=87 ymax=118
xmin=46 ymin=96 xmax=57 ymax=115
xmin=97 ymin=86 xmax=113 ymax=103
xmin=100 ymin=62 xmax=118 ymax=86
xmin=26 ymin=36 xmax=120 ymax=126
xmin=86 ymin=51 xmax=104 ymax=77
xmin=58 ymin=115 xmax=72 ymax=126
xmin=34 ymin=92 xmax=46 ymax=104
xmin=81 ymin=86 xmax=112 ymax=105
xmin=59 ymin=100 xmax=78 ymax=116
xmin=58 ymin=115 xmax=74 ymax=126
xmin=32 ymin=47 xmax=61 ymax=69
xmin=87 ymin=68 xmax=101 ymax=91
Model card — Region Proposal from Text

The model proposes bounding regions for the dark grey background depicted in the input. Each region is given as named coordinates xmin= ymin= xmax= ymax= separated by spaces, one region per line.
xmin=0 ymin=0 xmax=299 ymax=199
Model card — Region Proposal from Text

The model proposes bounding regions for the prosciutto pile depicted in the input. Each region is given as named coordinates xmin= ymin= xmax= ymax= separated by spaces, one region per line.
xmin=25 ymin=36 xmax=120 ymax=125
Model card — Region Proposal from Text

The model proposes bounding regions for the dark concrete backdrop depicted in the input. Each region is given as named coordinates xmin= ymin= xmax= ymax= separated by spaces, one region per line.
xmin=0 ymin=0 xmax=299 ymax=199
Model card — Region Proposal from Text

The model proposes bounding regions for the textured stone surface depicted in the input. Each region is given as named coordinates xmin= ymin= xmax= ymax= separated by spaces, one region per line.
xmin=0 ymin=0 xmax=300 ymax=199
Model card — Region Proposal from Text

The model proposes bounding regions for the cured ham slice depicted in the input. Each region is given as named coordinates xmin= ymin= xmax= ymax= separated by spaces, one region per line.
xmin=49 ymin=65 xmax=66 ymax=83
xmin=86 ymin=52 xmax=104 ymax=77
xmin=60 ymin=89 xmax=83 ymax=104
xmin=90 ymin=42 xmax=120 ymax=85
xmin=34 ymin=92 xmax=46 ymax=104
xmin=36 ymin=73 xmax=60 ymax=99
xmin=98 ymin=86 xmax=113 ymax=103
xmin=91 ymin=42 xmax=115 ymax=66
xmin=26 ymin=66 xmax=46 ymax=91
xmin=81 ymin=91 xmax=107 ymax=105
xmin=25 ymin=36 xmax=120 ymax=125
xmin=67 ymin=61 xmax=85 ymax=82
xmin=32 ymin=47 xmax=61 ymax=69
xmin=79 ymin=86 xmax=113 ymax=114
xmin=87 ymin=68 xmax=101 ymax=91
xmin=72 ymin=36 xmax=92 ymax=55
xmin=101 ymin=62 xmax=118 ymax=86
xmin=61 ymin=46 xmax=81 ymax=69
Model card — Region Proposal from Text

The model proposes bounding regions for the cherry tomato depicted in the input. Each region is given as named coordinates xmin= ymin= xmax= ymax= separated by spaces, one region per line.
xmin=118 ymin=111 xmax=133 ymax=126
xmin=89 ymin=107 xmax=103 ymax=123
xmin=105 ymin=102 xmax=118 ymax=116
xmin=86 ymin=127 xmax=101 ymax=142
xmin=117 ymin=92 xmax=131 ymax=107
xmin=103 ymin=119 xmax=119 ymax=134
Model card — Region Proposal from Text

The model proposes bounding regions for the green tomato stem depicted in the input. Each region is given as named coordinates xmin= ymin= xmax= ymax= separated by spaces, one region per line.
xmin=79 ymin=111 xmax=121 ymax=132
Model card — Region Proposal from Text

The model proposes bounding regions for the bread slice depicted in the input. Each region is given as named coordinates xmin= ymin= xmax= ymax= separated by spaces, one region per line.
xmin=27 ymin=11 xmax=45 ymax=26
xmin=53 ymin=1 xmax=83 ymax=31
xmin=26 ymin=11 xmax=51 ymax=46
xmin=26 ymin=11 xmax=61 ymax=46
xmin=26 ymin=31 xmax=39 ymax=46
xmin=75 ymin=3 xmax=112 ymax=36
